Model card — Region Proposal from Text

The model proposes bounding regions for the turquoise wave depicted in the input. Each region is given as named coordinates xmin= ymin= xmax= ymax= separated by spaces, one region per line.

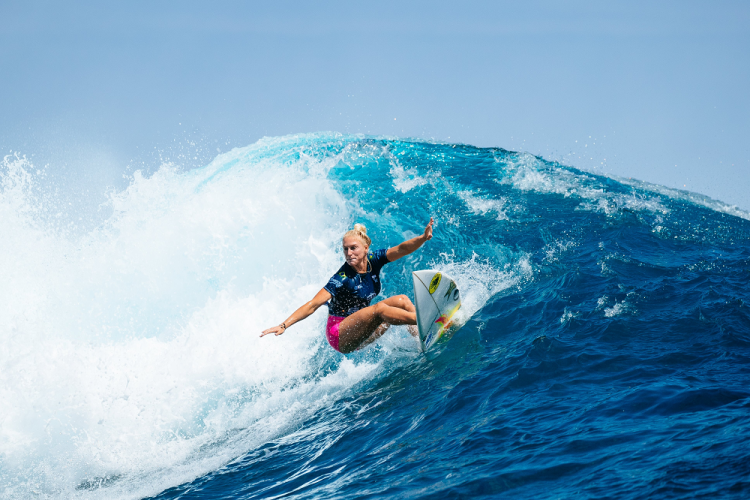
xmin=1 ymin=134 xmax=749 ymax=499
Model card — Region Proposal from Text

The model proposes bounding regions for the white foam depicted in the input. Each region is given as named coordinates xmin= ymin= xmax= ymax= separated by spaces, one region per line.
xmin=0 ymin=137 xmax=391 ymax=499
xmin=497 ymin=153 xmax=671 ymax=220
xmin=596 ymin=294 xmax=635 ymax=318
xmin=498 ymin=152 xmax=604 ymax=200
xmin=604 ymin=302 xmax=627 ymax=318
xmin=389 ymin=158 xmax=428 ymax=193
xmin=0 ymin=134 xmax=532 ymax=498
xmin=613 ymin=175 xmax=750 ymax=221
xmin=458 ymin=191 xmax=509 ymax=220
xmin=543 ymin=240 xmax=576 ymax=263
xmin=430 ymin=252 xmax=532 ymax=326
xmin=497 ymin=151 xmax=750 ymax=223
xmin=560 ymin=308 xmax=579 ymax=325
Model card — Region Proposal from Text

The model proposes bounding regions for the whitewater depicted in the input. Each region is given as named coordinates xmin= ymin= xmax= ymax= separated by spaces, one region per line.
xmin=1 ymin=133 xmax=749 ymax=499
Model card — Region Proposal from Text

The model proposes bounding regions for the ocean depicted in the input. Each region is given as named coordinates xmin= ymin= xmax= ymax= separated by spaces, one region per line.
xmin=1 ymin=133 xmax=749 ymax=499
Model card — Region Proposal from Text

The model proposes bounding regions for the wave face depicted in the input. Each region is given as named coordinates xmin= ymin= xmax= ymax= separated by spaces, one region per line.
xmin=1 ymin=133 xmax=749 ymax=499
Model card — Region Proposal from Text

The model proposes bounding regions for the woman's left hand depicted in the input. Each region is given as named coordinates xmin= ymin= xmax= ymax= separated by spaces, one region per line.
xmin=423 ymin=217 xmax=434 ymax=241
xmin=386 ymin=217 xmax=435 ymax=262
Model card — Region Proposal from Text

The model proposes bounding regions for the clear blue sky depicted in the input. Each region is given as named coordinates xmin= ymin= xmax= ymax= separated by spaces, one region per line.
xmin=2 ymin=1 xmax=749 ymax=210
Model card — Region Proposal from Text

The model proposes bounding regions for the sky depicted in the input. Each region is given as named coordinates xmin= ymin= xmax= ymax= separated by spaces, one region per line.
xmin=1 ymin=0 xmax=749 ymax=211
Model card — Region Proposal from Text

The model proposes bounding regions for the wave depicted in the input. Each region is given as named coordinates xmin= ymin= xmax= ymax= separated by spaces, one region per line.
xmin=1 ymin=133 xmax=748 ymax=499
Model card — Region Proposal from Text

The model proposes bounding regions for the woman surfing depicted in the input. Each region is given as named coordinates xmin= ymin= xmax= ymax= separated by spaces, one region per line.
xmin=261 ymin=219 xmax=434 ymax=353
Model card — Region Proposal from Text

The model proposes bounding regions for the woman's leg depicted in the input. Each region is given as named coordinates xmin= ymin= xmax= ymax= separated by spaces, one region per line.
xmin=357 ymin=323 xmax=391 ymax=350
xmin=336 ymin=295 xmax=416 ymax=353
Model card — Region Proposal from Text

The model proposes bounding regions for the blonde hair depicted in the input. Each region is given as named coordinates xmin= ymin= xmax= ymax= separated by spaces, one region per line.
xmin=343 ymin=223 xmax=371 ymax=247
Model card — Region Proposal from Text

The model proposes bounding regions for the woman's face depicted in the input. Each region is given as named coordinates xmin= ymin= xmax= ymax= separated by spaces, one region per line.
xmin=342 ymin=236 xmax=368 ymax=269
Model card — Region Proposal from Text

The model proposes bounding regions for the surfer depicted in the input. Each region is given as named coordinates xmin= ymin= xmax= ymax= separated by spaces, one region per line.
xmin=261 ymin=219 xmax=434 ymax=353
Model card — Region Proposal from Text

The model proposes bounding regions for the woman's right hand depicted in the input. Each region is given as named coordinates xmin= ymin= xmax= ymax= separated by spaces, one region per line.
xmin=259 ymin=289 xmax=331 ymax=338
xmin=260 ymin=325 xmax=286 ymax=337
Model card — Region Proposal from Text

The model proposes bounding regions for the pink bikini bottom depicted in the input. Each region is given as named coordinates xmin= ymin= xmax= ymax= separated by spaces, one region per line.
xmin=326 ymin=315 xmax=345 ymax=352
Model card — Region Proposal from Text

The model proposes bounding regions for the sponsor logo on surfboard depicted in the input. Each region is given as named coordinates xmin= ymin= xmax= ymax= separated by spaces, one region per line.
xmin=426 ymin=314 xmax=453 ymax=348
xmin=432 ymin=302 xmax=462 ymax=343
xmin=434 ymin=314 xmax=453 ymax=330
xmin=444 ymin=281 xmax=457 ymax=300
xmin=425 ymin=331 xmax=435 ymax=346
xmin=429 ymin=273 xmax=442 ymax=294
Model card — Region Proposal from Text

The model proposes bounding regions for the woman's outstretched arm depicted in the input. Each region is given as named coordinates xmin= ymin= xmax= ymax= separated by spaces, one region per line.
xmin=386 ymin=217 xmax=433 ymax=262
xmin=261 ymin=288 xmax=332 ymax=337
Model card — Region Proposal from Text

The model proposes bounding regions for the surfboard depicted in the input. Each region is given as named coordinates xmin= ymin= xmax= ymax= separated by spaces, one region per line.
xmin=412 ymin=270 xmax=462 ymax=351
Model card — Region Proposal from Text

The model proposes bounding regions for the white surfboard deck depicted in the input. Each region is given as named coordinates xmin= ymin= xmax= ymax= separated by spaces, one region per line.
xmin=412 ymin=270 xmax=462 ymax=351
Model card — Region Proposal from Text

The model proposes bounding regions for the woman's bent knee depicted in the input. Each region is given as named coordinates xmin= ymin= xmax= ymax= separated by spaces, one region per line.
xmin=389 ymin=294 xmax=409 ymax=304
xmin=373 ymin=301 xmax=388 ymax=318
xmin=395 ymin=295 xmax=414 ymax=309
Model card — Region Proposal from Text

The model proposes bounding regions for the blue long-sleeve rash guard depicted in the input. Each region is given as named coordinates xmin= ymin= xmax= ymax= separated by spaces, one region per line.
xmin=324 ymin=248 xmax=390 ymax=317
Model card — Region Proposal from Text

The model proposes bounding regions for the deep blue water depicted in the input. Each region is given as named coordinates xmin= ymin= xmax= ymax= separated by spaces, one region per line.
xmin=2 ymin=134 xmax=749 ymax=499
